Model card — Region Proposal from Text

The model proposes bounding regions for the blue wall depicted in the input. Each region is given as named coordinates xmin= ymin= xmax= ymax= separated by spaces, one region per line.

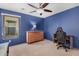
xmin=0 ymin=6 xmax=79 ymax=48
xmin=44 ymin=6 xmax=79 ymax=48
xmin=0 ymin=8 xmax=44 ymax=46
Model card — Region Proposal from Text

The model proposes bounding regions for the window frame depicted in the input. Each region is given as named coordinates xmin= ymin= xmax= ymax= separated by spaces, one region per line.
xmin=1 ymin=13 xmax=21 ymax=40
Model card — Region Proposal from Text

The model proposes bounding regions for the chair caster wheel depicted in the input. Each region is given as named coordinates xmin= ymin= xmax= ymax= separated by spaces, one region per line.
xmin=57 ymin=47 xmax=59 ymax=50
xmin=65 ymin=49 xmax=68 ymax=52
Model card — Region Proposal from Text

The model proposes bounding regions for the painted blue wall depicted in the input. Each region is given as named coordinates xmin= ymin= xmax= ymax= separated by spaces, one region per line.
xmin=44 ymin=6 xmax=79 ymax=48
xmin=0 ymin=8 xmax=44 ymax=46
xmin=1 ymin=6 xmax=79 ymax=48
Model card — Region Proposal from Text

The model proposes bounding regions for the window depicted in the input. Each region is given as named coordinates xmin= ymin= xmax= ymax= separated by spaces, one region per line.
xmin=3 ymin=15 xmax=20 ymax=39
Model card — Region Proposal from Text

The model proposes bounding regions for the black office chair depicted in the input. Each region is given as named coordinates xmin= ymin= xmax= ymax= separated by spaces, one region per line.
xmin=56 ymin=27 xmax=69 ymax=52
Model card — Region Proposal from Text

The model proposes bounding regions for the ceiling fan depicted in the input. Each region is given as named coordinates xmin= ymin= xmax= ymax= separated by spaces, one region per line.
xmin=28 ymin=3 xmax=52 ymax=15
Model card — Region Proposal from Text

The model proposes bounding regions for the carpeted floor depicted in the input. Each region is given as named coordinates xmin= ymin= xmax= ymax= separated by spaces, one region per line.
xmin=9 ymin=40 xmax=79 ymax=56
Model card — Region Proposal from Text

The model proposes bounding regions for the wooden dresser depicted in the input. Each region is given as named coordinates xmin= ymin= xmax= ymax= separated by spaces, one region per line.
xmin=26 ymin=31 xmax=44 ymax=43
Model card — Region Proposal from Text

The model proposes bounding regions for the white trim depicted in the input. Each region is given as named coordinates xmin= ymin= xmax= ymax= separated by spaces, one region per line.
xmin=26 ymin=32 xmax=28 ymax=43
xmin=1 ymin=13 xmax=21 ymax=17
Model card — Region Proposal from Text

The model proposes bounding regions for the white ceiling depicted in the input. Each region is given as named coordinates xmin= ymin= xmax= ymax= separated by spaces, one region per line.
xmin=0 ymin=3 xmax=79 ymax=18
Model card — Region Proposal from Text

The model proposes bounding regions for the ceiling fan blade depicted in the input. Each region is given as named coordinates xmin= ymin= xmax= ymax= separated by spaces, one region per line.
xmin=28 ymin=4 xmax=38 ymax=9
xmin=40 ymin=3 xmax=49 ymax=8
xmin=39 ymin=3 xmax=42 ymax=8
xmin=39 ymin=3 xmax=42 ymax=6
xmin=30 ymin=10 xmax=37 ymax=13
xmin=44 ymin=9 xmax=52 ymax=12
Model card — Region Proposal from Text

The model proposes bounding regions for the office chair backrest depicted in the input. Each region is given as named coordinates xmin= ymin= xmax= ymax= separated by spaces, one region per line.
xmin=57 ymin=27 xmax=63 ymax=31
xmin=56 ymin=27 xmax=65 ymax=43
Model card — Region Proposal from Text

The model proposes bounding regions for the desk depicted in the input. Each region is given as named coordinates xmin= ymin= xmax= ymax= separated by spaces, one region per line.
xmin=65 ymin=35 xmax=73 ymax=48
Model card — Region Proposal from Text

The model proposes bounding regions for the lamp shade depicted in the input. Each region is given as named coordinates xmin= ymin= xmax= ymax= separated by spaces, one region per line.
xmin=30 ymin=21 xmax=37 ymax=31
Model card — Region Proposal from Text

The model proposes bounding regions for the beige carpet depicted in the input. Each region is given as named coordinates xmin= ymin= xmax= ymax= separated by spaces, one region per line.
xmin=9 ymin=40 xmax=79 ymax=56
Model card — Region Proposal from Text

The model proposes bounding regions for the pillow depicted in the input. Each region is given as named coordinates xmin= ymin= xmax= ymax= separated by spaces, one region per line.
xmin=0 ymin=42 xmax=9 ymax=56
